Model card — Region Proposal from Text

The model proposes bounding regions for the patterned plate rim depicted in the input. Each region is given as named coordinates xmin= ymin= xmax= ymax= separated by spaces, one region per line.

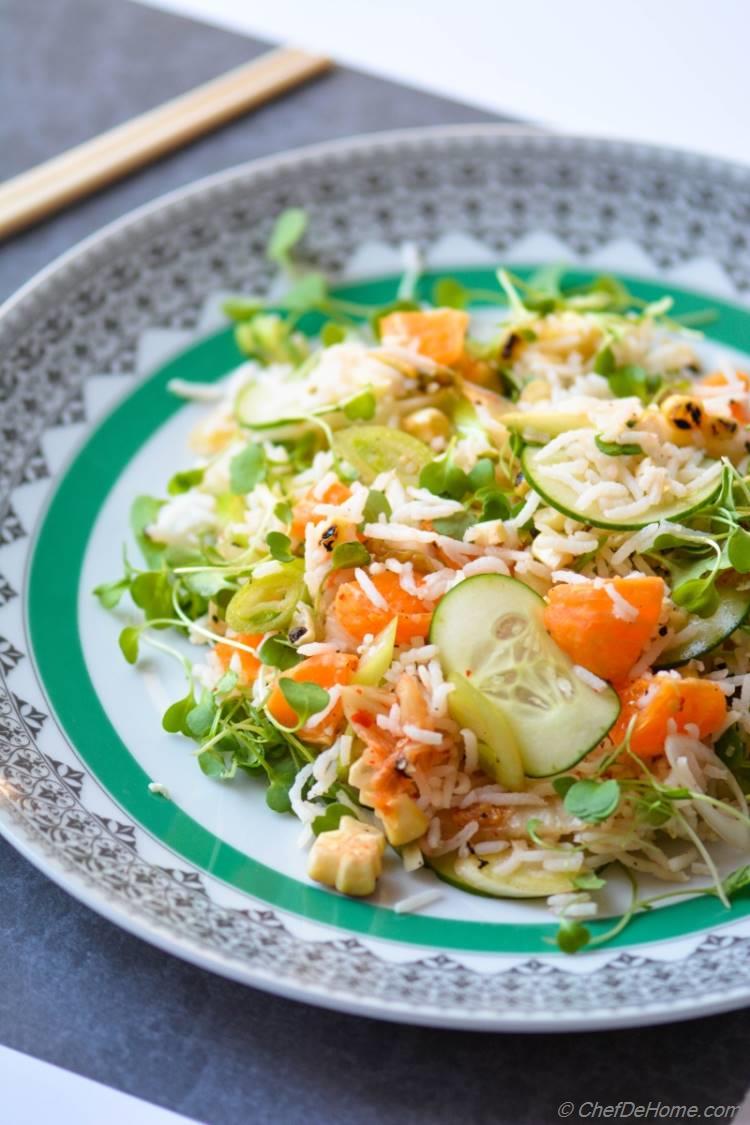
xmin=3 ymin=124 xmax=750 ymax=1030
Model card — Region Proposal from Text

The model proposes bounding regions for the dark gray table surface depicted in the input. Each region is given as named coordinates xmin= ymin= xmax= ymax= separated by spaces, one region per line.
xmin=2 ymin=2 xmax=749 ymax=1122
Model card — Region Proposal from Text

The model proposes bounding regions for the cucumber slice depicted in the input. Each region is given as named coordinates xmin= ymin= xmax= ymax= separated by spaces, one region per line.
xmin=430 ymin=574 xmax=619 ymax=777
xmin=522 ymin=444 xmax=721 ymax=531
xmin=429 ymin=851 xmax=576 ymax=898
xmin=447 ymin=673 xmax=525 ymax=791
xmin=332 ymin=425 xmax=432 ymax=485
xmin=235 ymin=377 xmax=336 ymax=431
xmin=656 ymin=587 xmax=750 ymax=669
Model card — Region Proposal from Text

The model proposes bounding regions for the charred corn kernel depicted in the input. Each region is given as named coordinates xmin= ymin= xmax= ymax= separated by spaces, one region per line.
xmin=660 ymin=394 xmax=740 ymax=456
xmin=402 ymin=407 xmax=451 ymax=444
xmin=378 ymin=793 xmax=430 ymax=847
xmin=519 ymin=378 xmax=551 ymax=405
xmin=188 ymin=412 xmax=239 ymax=455
xmin=307 ymin=816 xmax=385 ymax=896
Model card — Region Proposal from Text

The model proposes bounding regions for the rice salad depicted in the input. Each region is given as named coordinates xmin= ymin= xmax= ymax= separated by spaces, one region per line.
xmin=97 ymin=214 xmax=750 ymax=952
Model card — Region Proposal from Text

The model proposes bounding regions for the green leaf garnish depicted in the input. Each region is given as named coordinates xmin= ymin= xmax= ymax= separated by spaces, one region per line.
xmin=432 ymin=277 xmax=469 ymax=309
xmin=419 ymin=454 xmax=470 ymax=501
xmin=282 ymin=272 xmax=329 ymax=311
xmin=265 ymin=777 xmax=294 ymax=813
xmin=119 ymin=626 xmax=140 ymax=665
xmin=186 ymin=693 xmax=216 ymax=738
xmin=432 ymin=511 xmax=476 ymax=539
xmin=363 ymin=489 xmax=391 ymax=523
xmin=162 ymin=691 xmax=195 ymax=736
xmin=331 ymin=541 xmax=371 ymax=570
xmin=716 ymin=726 xmax=750 ymax=791
xmin=198 ymin=749 xmax=227 ymax=778
xmin=130 ymin=570 xmax=173 ymax=622
xmin=221 ymin=297 xmax=263 ymax=322
xmin=634 ymin=793 xmax=673 ymax=828
xmin=258 ymin=635 xmax=302 ymax=671
xmin=93 ymin=576 xmax=130 ymax=609
xmin=267 ymin=207 xmax=307 ymax=265
xmin=274 ymin=500 xmax=293 ymax=523
xmin=265 ymin=758 xmax=298 ymax=812
xmin=572 ymin=872 xmax=607 ymax=891
xmin=266 ymin=531 xmax=294 ymax=563
xmin=235 ymin=313 xmax=309 ymax=365
xmin=321 ymin=321 xmax=347 ymax=347
xmin=476 ymin=487 xmax=511 ymax=521
xmin=467 ymin=458 xmax=496 ymax=491
xmin=672 ymin=576 xmax=720 ymax=617
xmin=722 ymin=865 xmax=750 ymax=897
xmin=594 ymin=435 xmax=643 ymax=457
xmin=312 ymin=803 xmax=351 ymax=835
xmin=552 ymin=775 xmax=577 ymax=799
xmin=728 ymin=527 xmax=750 ymax=573
xmin=593 ymin=343 xmax=616 ymax=377
xmin=182 ymin=571 xmax=232 ymax=599
xmin=130 ymin=495 xmax=165 ymax=568
xmin=215 ymin=669 xmax=238 ymax=694
xmin=608 ymin=364 xmax=663 ymax=403
xmin=563 ymin=779 xmax=621 ymax=823
xmin=278 ymin=679 xmax=330 ymax=726
xmin=229 ymin=443 xmax=266 ymax=494
xmin=167 ymin=467 xmax=205 ymax=495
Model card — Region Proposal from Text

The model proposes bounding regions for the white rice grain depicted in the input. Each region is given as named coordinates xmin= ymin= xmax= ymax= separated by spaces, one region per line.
xmin=403 ymin=724 xmax=443 ymax=746
xmin=393 ymin=889 xmax=443 ymax=914
xmin=573 ymin=665 xmax=608 ymax=693
xmin=354 ymin=567 xmax=388 ymax=610
xmin=604 ymin=582 xmax=639 ymax=621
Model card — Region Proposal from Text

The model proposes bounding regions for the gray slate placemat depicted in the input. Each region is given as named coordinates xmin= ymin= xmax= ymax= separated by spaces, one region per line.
xmin=1 ymin=1 xmax=749 ymax=1122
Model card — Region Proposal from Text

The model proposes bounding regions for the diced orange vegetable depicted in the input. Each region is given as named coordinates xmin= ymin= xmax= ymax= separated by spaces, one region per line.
xmin=379 ymin=308 xmax=470 ymax=366
xmin=266 ymin=652 xmax=358 ymax=735
xmin=610 ymin=675 xmax=727 ymax=759
xmin=700 ymin=370 xmax=750 ymax=421
xmin=332 ymin=570 xmax=434 ymax=643
xmin=454 ymin=352 xmax=496 ymax=387
xmin=543 ymin=577 xmax=664 ymax=683
xmin=290 ymin=480 xmax=351 ymax=542
xmin=215 ymin=633 xmax=264 ymax=682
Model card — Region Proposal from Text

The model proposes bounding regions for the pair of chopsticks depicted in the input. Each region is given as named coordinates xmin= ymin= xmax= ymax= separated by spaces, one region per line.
xmin=0 ymin=47 xmax=331 ymax=242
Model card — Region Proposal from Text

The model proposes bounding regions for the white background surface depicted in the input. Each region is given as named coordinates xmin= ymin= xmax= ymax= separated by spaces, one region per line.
xmin=141 ymin=0 xmax=750 ymax=165
xmin=0 ymin=1045 xmax=198 ymax=1125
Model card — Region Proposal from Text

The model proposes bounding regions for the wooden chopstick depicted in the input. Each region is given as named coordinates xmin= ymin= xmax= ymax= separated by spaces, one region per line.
xmin=0 ymin=46 xmax=331 ymax=241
